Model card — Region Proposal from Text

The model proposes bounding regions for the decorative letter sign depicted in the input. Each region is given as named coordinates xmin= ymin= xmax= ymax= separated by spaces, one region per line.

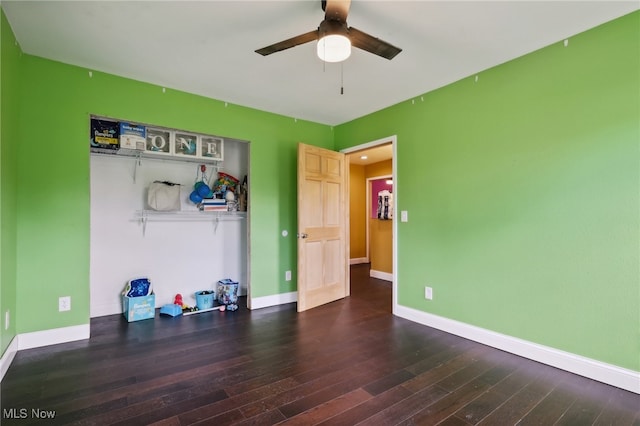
xmin=90 ymin=115 xmax=224 ymax=161
xmin=200 ymin=136 xmax=223 ymax=160
xmin=146 ymin=128 xmax=172 ymax=155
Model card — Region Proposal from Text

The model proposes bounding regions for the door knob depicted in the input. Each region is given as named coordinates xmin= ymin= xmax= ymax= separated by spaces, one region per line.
xmin=297 ymin=233 xmax=308 ymax=239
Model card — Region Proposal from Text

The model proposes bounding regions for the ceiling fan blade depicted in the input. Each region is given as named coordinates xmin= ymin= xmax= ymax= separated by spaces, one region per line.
xmin=348 ymin=27 xmax=402 ymax=60
xmin=323 ymin=0 xmax=351 ymax=22
xmin=255 ymin=30 xmax=319 ymax=56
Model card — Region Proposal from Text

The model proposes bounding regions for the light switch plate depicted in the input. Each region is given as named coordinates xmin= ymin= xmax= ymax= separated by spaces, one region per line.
xmin=425 ymin=287 xmax=433 ymax=300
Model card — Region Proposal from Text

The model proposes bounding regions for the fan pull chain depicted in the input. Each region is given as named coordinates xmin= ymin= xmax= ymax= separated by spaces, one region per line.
xmin=322 ymin=43 xmax=326 ymax=73
xmin=341 ymin=62 xmax=344 ymax=95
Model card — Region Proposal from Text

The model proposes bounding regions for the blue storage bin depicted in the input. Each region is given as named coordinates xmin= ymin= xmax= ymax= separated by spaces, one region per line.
xmin=195 ymin=291 xmax=215 ymax=310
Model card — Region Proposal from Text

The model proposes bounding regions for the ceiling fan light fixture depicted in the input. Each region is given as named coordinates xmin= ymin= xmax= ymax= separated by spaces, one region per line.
xmin=255 ymin=1 xmax=402 ymax=62
xmin=317 ymin=19 xmax=351 ymax=62
xmin=317 ymin=33 xmax=351 ymax=62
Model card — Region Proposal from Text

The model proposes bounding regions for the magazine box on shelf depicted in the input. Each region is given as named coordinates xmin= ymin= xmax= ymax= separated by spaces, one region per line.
xmin=119 ymin=122 xmax=146 ymax=150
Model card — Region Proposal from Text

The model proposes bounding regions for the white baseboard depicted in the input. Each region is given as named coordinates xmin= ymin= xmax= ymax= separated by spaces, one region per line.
xmin=350 ymin=258 xmax=369 ymax=265
xmin=0 ymin=337 xmax=18 ymax=382
xmin=18 ymin=324 xmax=90 ymax=351
xmin=370 ymin=269 xmax=393 ymax=282
xmin=394 ymin=304 xmax=640 ymax=394
xmin=249 ymin=292 xmax=297 ymax=310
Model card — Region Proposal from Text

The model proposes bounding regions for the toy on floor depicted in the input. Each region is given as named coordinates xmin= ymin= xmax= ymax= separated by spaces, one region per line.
xmin=174 ymin=294 xmax=183 ymax=306
xmin=160 ymin=304 xmax=183 ymax=317
xmin=174 ymin=293 xmax=198 ymax=312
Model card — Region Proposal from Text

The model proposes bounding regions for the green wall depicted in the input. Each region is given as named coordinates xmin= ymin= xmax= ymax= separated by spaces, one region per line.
xmin=0 ymin=9 xmax=20 ymax=356
xmin=13 ymin=55 xmax=332 ymax=334
xmin=2 ymin=5 xmax=638 ymax=375
xmin=336 ymin=12 xmax=640 ymax=371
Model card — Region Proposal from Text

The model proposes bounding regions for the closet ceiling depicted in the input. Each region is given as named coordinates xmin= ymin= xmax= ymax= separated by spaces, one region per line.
xmin=3 ymin=1 xmax=637 ymax=126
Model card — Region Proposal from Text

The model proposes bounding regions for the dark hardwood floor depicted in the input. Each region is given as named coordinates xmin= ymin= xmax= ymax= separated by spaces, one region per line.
xmin=2 ymin=264 xmax=639 ymax=425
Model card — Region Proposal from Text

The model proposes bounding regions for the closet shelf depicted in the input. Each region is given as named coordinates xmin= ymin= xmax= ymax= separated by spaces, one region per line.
xmin=91 ymin=148 xmax=222 ymax=165
xmin=135 ymin=210 xmax=246 ymax=235
xmin=91 ymin=148 xmax=222 ymax=183
xmin=136 ymin=210 xmax=246 ymax=219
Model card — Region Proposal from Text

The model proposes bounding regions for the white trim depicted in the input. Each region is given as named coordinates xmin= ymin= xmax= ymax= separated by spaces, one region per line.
xmin=370 ymin=269 xmax=393 ymax=282
xmin=17 ymin=324 xmax=90 ymax=351
xmin=341 ymin=138 xmax=395 ymax=154
xmin=350 ymin=257 xmax=369 ymax=265
xmin=391 ymin=138 xmax=398 ymax=311
xmin=394 ymin=304 xmax=640 ymax=394
xmin=249 ymin=291 xmax=297 ymax=310
xmin=0 ymin=337 xmax=18 ymax=382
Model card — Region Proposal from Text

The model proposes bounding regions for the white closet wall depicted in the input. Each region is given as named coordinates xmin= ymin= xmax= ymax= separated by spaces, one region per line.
xmin=90 ymin=141 xmax=248 ymax=317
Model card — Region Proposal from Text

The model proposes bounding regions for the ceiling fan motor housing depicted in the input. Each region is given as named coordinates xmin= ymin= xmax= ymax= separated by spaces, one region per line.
xmin=319 ymin=19 xmax=349 ymax=38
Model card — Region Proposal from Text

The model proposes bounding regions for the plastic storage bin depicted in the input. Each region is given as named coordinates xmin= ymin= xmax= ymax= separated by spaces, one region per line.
xmin=195 ymin=291 xmax=215 ymax=310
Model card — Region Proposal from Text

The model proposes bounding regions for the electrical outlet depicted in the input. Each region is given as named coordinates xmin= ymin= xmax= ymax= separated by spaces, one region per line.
xmin=5 ymin=311 xmax=9 ymax=330
xmin=59 ymin=296 xmax=71 ymax=312
xmin=425 ymin=287 xmax=433 ymax=300
xmin=285 ymin=270 xmax=292 ymax=281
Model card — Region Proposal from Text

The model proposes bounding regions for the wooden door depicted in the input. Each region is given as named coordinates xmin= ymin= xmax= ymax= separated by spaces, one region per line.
xmin=297 ymin=143 xmax=349 ymax=312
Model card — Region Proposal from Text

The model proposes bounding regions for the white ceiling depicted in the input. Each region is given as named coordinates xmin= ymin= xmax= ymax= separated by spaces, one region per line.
xmin=3 ymin=1 xmax=638 ymax=127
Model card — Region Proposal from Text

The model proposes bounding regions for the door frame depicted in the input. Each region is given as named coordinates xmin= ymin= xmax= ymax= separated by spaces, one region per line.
xmin=340 ymin=135 xmax=398 ymax=313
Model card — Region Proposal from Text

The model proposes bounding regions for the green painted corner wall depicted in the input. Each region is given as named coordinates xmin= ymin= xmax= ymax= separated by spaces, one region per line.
xmin=0 ymin=9 xmax=20 ymax=356
xmin=14 ymin=55 xmax=332 ymax=334
xmin=335 ymin=12 xmax=640 ymax=371
xmin=3 ymin=5 xmax=638 ymax=376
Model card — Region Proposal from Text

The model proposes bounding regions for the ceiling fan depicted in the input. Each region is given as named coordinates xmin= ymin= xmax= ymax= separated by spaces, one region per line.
xmin=255 ymin=0 xmax=402 ymax=63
